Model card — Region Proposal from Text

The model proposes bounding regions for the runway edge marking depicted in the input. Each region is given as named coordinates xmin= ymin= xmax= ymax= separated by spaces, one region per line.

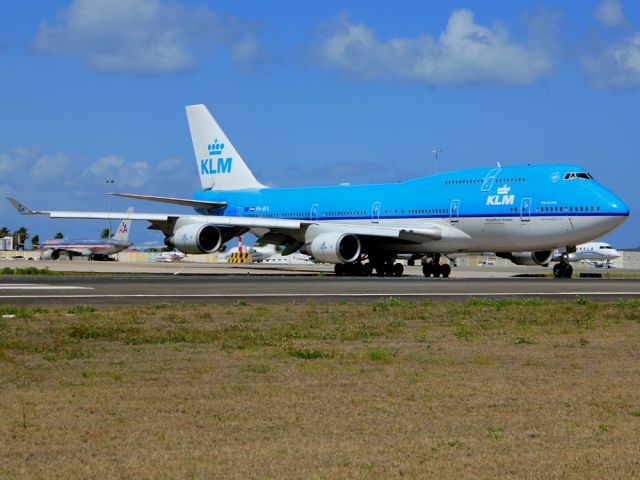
xmin=0 ymin=292 xmax=639 ymax=299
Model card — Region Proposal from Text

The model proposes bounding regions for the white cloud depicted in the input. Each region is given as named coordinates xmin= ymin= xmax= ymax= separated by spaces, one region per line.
xmin=34 ymin=0 xmax=262 ymax=74
xmin=581 ymin=33 xmax=640 ymax=88
xmin=313 ymin=9 xmax=558 ymax=86
xmin=0 ymin=145 xmax=196 ymax=197
xmin=594 ymin=0 xmax=627 ymax=28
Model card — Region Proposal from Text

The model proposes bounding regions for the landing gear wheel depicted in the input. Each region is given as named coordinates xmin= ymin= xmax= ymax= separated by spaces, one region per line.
xmin=422 ymin=263 xmax=434 ymax=277
xmin=393 ymin=263 xmax=404 ymax=277
xmin=440 ymin=264 xmax=451 ymax=278
xmin=553 ymin=263 xmax=573 ymax=279
xmin=423 ymin=262 xmax=451 ymax=278
xmin=352 ymin=262 xmax=365 ymax=277
xmin=334 ymin=263 xmax=345 ymax=276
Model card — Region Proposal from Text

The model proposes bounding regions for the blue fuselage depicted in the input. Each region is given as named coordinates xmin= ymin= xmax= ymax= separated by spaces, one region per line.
xmin=192 ymin=164 xmax=628 ymax=253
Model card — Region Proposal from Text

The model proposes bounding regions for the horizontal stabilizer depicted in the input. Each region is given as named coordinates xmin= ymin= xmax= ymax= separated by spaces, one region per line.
xmin=7 ymin=197 xmax=42 ymax=215
xmin=109 ymin=193 xmax=227 ymax=210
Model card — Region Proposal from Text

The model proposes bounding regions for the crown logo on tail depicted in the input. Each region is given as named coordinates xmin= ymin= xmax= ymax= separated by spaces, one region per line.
xmin=208 ymin=139 xmax=224 ymax=156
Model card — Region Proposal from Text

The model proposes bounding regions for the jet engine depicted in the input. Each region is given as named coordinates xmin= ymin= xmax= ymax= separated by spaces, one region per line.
xmin=166 ymin=224 xmax=222 ymax=254
xmin=41 ymin=250 xmax=59 ymax=260
xmin=308 ymin=232 xmax=361 ymax=264
xmin=498 ymin=250 xmax=554 ymax=267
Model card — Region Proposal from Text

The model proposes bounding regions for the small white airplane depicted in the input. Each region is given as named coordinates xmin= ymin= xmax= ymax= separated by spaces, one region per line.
xmin=35 ymin=209 xmax=133 ymax=261
xmin=553 ymin=242 xmax=620 ymax=266
xmin=501 ymin=240 xmax=620 ymax=276
xmin=155 ymin=250 xmax=186 ymax=262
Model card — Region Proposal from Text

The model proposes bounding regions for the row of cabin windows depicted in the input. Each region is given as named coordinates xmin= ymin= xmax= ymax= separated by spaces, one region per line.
xmin=245 ymin=209 xmax=451 ymax=218
xmin=536 ymin=205 xmax=601 ymax=213
xmin=444 ymin=177 xmax=526 ymax=185
xmin=241 ymin=204 xmax=601 ymax=218
xmin=445 ymin=179 xmax=482 ymax=185
xmin=322 ymin=211 xmax=367 ymax=217
xmin=495 ymin=178 xmax=525 ymax=183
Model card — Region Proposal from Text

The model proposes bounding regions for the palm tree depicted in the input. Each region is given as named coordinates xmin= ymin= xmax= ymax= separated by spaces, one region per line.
xmin=13 ymin=227 xmax=29 ymax=250
xmin=31 ymin=235 xmax=40 ymax=247
xmin=0 ymin=227 xmax=10 ymax=238
xmin=100 ymin=228 xmax=111 ymax=239
xmin=54 ymin=232 xmax=64 ymax=239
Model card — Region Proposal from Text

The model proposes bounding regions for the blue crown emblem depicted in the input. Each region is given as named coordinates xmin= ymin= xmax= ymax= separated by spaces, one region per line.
xmin=208 ymin=139 xmax=225 ymax=156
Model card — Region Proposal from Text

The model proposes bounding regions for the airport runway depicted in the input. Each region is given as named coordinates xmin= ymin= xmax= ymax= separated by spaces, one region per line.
xmin=0 ymin=275 xmax=639 ymax=305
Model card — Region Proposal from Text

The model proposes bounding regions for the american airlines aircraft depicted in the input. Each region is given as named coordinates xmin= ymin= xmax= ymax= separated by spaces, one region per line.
xmin=8 ymin=105 xmax=629 ymax=278
xmin=32 ymin=213 xmax=133 ymax=261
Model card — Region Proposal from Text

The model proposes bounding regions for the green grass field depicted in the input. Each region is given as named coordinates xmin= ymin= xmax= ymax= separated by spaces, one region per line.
xmin=2 ymin=299 xmax=640 ymax=478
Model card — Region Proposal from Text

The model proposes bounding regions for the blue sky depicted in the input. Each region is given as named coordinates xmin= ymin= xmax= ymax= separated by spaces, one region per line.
xmin=1 ymin=0 xmax=639 ymax=247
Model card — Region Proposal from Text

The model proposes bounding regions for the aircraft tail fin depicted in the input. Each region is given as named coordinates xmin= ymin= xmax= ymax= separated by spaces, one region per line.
xmin=112 ymin=207 xmax=134 ymax=242
xmin=186 ymin=104 xmax=266 ymax=191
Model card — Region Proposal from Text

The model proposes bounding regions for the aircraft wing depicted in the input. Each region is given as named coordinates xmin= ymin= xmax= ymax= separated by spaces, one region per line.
xmin=108 ymin=193 xmax=227 ymax=210
xmin=8 ymin=197 xmax=450 ymax=245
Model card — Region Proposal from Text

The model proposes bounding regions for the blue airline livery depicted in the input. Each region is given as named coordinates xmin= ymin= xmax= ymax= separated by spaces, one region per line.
xmin=8 ymin=104 xmax=629 ymax=278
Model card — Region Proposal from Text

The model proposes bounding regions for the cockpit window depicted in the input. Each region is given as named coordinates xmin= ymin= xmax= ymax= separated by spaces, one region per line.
xmin=563 ymin=172 xmax=593 ymax=180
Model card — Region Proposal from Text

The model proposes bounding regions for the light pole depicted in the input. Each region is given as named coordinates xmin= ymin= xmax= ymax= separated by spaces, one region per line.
xmin=432 ymin=149 xmax=443 ymax=174
xmin=106 ymin=179 xmax=114 ymax=237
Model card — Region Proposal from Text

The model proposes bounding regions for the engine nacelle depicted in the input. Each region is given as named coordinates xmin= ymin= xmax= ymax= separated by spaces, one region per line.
xmin=42 ymin=250 xmax=58 ymax=260
xmin=309 ymin=232 xmax=361 ymax=264
xmin=167 ymin=224 xmax=222 ymax=254
xmin=499 ymin=250 xmax=554 ymax=267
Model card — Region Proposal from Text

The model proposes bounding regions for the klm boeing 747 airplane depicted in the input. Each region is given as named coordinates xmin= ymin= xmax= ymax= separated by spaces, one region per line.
xmin=8 ymin=105 xmax=629 ymax=278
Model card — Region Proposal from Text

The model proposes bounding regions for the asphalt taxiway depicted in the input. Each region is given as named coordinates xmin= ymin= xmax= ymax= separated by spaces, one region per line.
xmin=0 ymin=275 xmax=639 ymax=305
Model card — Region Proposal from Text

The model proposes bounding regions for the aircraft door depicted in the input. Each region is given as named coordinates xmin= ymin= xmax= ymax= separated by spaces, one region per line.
xmin=310 ymin=204 xmax=319 ymax=221
xmin=371 ymin=201 xmax=381 ymax=223
xmin=481 ymin=168 xmax=501 ymax=192
xmin=450 ymin=199 xmax=460 ymax=223
xmin=520 ymin=197 xmax=531 ymax=222
xmin=236 ymin=207 xmax=243 ymax=217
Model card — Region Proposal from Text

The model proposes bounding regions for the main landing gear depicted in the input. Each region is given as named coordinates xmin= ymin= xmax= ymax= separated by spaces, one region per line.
xmin=333 ymin=256 xmax=404 ymax=277
xmin=553 ymin=261 xmax=573 ymax=279
xmin=421 ymin=254 xmax=451 ymax=278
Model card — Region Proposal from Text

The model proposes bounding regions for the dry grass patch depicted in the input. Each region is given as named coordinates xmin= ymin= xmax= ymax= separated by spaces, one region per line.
xmin=1 ymin=299 xmax=640 ymax=477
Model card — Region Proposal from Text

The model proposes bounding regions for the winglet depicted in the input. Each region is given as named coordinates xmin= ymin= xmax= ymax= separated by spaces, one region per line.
xmin=6 ymin=197 xmax=43 ymax=215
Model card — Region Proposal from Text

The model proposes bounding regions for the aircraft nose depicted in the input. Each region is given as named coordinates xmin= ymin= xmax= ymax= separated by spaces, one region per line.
xmin=610 ymin=196 xmax=630 ymax=233
xmin=610 ymin=195 xmax=630 ymax=217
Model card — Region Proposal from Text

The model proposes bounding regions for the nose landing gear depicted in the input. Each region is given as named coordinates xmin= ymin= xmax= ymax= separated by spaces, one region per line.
xmin=553 ymin=261 xmax=573 ymax=278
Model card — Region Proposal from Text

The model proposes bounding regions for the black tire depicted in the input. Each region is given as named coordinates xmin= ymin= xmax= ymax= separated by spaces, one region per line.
xmin=422 ymin=263 xmax=433 ymax=277
xmin=352 ymin=262 xmax=365 ymax=277
xmin=393 ymin=263 xmax=404 ymax=277
xmin=440 ymin=263 xmax=451 ymax=278
xmin=553 ymin=263 xmax=562 ymax=278
xmin=334 ymin=263 xmax=345 ymax=276
xmin=563 ymin=264 xmax=573 ymax=278
xmin=384 ymin=263 xmax=394 ymax=277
